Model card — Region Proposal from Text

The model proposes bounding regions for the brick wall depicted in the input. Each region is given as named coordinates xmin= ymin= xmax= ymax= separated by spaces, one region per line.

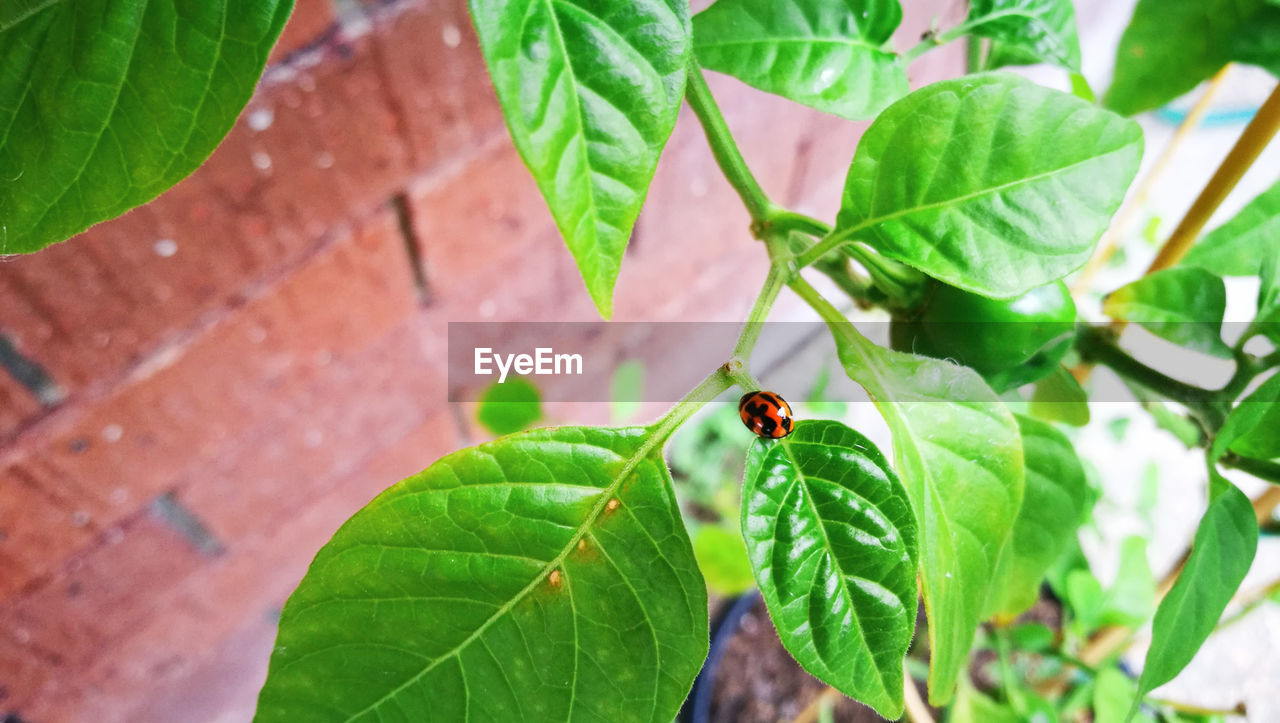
xmin=0 ymin=1 xmax=960 ymax=719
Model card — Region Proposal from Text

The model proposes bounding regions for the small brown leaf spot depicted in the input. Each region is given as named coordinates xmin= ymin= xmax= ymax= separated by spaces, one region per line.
xmin=548 ymin=569 xmax=562 ymax=587
xmin=577 ymin=538 xmax=587 ymax=552
xmin=606 ymin=498 xmax=620 ymax=512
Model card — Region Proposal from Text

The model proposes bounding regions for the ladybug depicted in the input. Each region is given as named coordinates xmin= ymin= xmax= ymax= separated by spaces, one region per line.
xmin=738 ymin=391 xmax=794 ymax=439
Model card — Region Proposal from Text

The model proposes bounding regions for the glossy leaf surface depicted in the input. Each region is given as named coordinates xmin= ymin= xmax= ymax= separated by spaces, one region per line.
xmin=836 ymin=73 xmax=1142 ymax=299
xmin=985 ymin=415 xmax=1087 ymax=618
xmin=469 ymin=0 xmax=691 ymax=317
xmin=828 ymin=325 xmax=1024 ymax=704
xmin=1135 ymin=480 xmax=1257 ymax=703
xmin=692 ymin=0 xmax=906 ymax=120
xmin=742 ymin=420 xmax=917 ymax=718
xmin=1106 ymin=0 xmax=1280 ymax=115
xmin=965 ymin=0 xmax=1081 ymax=70
xmin=256 ymin=427 xmax=707 ymax=722
xmin=1183 ymin=178 xmax=1280 ymax=276
xmin=0 ymin=0 xmax=293 ymax=253
xmin=1102 ymin=268 xmax=1232 ymax=358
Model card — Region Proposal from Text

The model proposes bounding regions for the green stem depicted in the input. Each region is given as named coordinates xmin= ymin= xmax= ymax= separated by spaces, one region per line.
xmin=733 ymin=263 xmax=787 ymax=360
xmin=1221 ymin=454 xmax=1280 ymax=486
xmin=994 ymin=628 xmax=1027 ymax=716
xmin=684 ymin=64 xmax=776 ymax=224
xmin=794 ymin=225 xmax=862 ymax=269
xmin=902 ymin=21 xmax=978 ymax=63
xmin=648 ymin=367 xmax=733 ymax=444
xmin=1075 ymin=325 xmax=1223 ymax=424
xmin=768 ymin=210 xmax=832 ymax=238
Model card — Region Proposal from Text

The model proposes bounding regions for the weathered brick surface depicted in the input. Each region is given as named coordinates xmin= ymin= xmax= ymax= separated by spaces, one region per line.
xmin=12 ymin=410 xmax=457 ymax=722
xmin=0 ymin=372 xmax=39 ymax=442
xmin=369 ymin=0 xmax=507 ymax=170
xmin=269 ymin=0 xmax=338 ymax=63
xmin=0 ymin=209 xmax=417 ymax=597
xmin=0 ymin=464 xmax=96 ymax=599
xmin=0 ymin=515 xmax=209 ymax=713
xmin=0 ymin=15 xmax=413 ymax=399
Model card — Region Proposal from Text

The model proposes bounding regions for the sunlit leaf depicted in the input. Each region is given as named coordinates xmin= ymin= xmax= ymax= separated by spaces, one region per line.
xmin=986 ymin=414 xmax=1088 ymax=619
xmin=836 ymin=73 xmax=1142 ymax=299
xmin=256 ymin=426 xmax=707 ymax=722
xmin=1103 ymin=267 xmax=1232 ymax=359
xmin=742 ymin=420 xmax=917 ymax=718
xmin=1134 ymin=479 xmax=1257 ymax=707
xmin=825 ymin=323 xmax=1024 ymax=704
xmin=692 ymin=0 xmax=906 ymax=119
xmin=1183 ymin=177 xmax=1280 ymax=277
xmin=965 ymin=0 xmax=1081 ymax=70
xmin=1106 ymin=0 xmax=1280 ymax=115
xmin=0 ymin=0 xmax=294 ymax=253
xmin=469 ymin=0 xmax=691 ymax=317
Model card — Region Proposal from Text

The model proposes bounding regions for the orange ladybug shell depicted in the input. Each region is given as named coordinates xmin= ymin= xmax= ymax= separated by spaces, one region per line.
xmin=738 ymin=391 xmax=794 ymax=439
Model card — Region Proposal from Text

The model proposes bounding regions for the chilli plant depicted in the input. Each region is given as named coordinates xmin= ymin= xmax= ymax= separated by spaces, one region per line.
xmin=5 ymin=0 xmax=1280 ymax=722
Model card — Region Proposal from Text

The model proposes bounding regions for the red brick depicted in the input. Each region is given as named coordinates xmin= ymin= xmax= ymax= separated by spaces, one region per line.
xmin=370 ymin=0 xmax=506 ymax=171
xmin=0 ymin=371 xmax=40 ymax=441
xmin=0 ymin=210 xmax=417 ymax=596
xmin=406 ymin=140 xmax=597 ymax=321
xmin=15 ymin=410 xmax=458 ymax=722
xmin=0 ymin=465 xmax=99 ymax=599
xmin=175 ymin=316 xmax=447 ymax=542
xmin=0 ymin=28 xmax=411 ymax=396
xmin=268 ymin=0 xmax=337 ymax=64
xmin=0 ymin=515 xmax=209 ymax=713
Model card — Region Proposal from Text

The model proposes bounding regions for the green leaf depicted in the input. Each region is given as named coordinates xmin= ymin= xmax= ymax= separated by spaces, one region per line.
xmin=741 ymin=419 xmax=918 ymax=718
xmin=1102 ymin=268 xmax=1232 ymax=359
xmin=0 ymin=0 xmax=294 ymax=254
xmin=1218 ymin=372 xmax=1280 ymax=461
xmin=1099 ymin=536 xmax=1155 ymax=627
xmin=965 ymin=0 xmax=1081 ymax=71
xmin=952 ymin=679 xmax=1021 ymax=723
xmin=827 ymin=325 xmax=1024 ymax=704
xmin=692 ymin=523 xmax=755 ymax=596
xmin=986 ymin=414 xmax=1088 ymax=619
xmin=1093 ymin=667 xmax=1154 ymax=723
xmin=1253 ymin=251 xmax=1280 ymax=342
xmin=836 ymin=73 xmax=1142 ymax=299
xmin=692 ymin=0 xmax=907 ymax=120
xmin=1029 ymin=365 xmax=1090 ymax=426
xmin=1183 ymin=178 xmax=1280 ymax=277
xmin=256 ymin=426 xmax=708 ymax=722
xmin=1105 ymin=0 xmax=1280 ymax=116
xmin=610 ymin=359 xmax=645 ymax=423
xmin=468 ymin=0 xmax=691 ymax=318
xmin=1134 ymin=482 xmax=1258 ymax=706
xmin=476 ymin=378 xmax=543 ymax=436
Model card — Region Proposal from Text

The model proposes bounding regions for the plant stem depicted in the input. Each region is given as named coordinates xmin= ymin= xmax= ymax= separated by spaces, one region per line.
xmin=1074 ymin=325 xmax=1218 ymax=410
xmin=647 ymin=367 xmax=733 ymax=444
xmin=732 ymin=263 xmax=786 ymax=361
xmin=1221 ymin=454 xmax=1280 ymax=486
xmin=684 ymin=64 xmax=776 ymax=224
xmin=1072 ymin=65 xmax=1232 ymax=294
xmin=1147 ymin=79 xmax=1280 ymax=273
xmin=1217 ymin=575 xmax=1280 ymax=630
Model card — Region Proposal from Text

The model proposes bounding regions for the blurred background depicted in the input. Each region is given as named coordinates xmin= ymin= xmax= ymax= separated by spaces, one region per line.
xmin=1 ymin=0 xmax=1278 ymax=720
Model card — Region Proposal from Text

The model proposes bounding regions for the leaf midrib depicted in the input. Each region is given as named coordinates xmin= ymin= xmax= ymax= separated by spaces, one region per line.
xmin=843 ymin=132 xmax=1136 ymax=240
xmin=776 ymin=434 xmax=893 ymax=700
xmin=336 ymin=431 xmax=663 ymax=723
